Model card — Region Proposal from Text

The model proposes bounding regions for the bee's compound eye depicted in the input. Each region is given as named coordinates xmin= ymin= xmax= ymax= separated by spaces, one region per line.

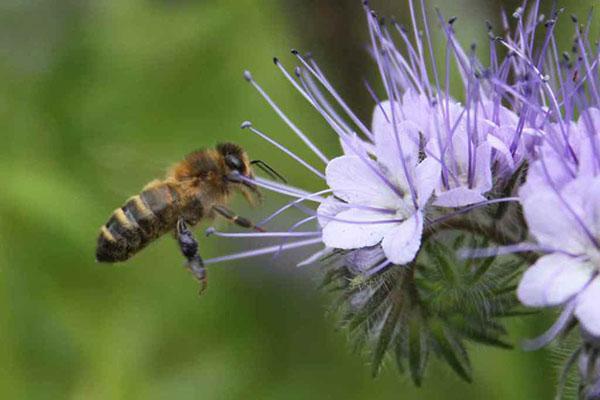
xmin=225 ymin=154 xmax=243 ymax=171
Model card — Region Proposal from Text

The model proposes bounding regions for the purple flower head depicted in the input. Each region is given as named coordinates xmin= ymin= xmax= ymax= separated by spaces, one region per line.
xmin=318 ymin=99 xmax=440 ymax=266
xmin=204 ymin=2 xmax=535 ymax=276
xmin=518 ymin=112 xmax=600 ymax=338
xmin=512 ymin=4 xmax=600 ymax=340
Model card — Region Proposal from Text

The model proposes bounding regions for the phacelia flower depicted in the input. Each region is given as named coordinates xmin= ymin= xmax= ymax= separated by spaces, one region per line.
xmin=318 ymin=101 xmax=440 ymax=266
xmin=517 ymin=108 xmax=600 ymax=338
xmin=492 ymin=1 xmax=600 ymax=348
xmin=197 ymin=0 xmax=600 ymax=393
xmin=204 ymin=2 xmax=532 ymax=275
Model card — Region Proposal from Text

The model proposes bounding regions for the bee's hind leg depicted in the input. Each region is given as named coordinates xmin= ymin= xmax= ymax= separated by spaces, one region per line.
xmin=176 ymin=218 xmax=207 ymax=294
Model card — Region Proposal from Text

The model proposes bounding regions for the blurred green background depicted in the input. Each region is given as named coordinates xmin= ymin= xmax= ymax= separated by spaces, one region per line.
xmin=0 ymin=0 xmax=596 ymax=399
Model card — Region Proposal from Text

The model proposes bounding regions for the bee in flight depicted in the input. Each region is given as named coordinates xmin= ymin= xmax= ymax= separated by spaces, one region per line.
xmin=95 ymin=142 xmax=282 ymax=292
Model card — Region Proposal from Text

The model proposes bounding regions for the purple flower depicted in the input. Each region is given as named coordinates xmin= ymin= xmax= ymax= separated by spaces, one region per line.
xmin=518 ymin=109 xmax=600 ymax=336
xmin=319 ymin=99 xmax=440 ymax=265
xmin=204 ymin=2 xmax=532 ymax=275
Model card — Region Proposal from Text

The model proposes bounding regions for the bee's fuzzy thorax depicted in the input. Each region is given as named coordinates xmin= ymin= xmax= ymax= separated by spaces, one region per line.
xmin=171 ymin=149 xmax=221 ymax=181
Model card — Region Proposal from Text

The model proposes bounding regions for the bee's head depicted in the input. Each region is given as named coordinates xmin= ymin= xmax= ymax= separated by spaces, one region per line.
xmin=217 ymin=142 xmax=261 ymax=205
xmin=217 ymin=142 xmax=253 ymax=178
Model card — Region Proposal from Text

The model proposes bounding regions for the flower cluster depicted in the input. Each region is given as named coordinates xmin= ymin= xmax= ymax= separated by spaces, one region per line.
xmin=204 ymin=0 xmax=600 ymax=392
xmin=518 ymin=109 xmax=600 ymax=340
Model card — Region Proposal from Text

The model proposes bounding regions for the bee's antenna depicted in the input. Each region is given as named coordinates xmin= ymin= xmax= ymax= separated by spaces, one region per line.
xmin=251 ymin=160 xmax=287 ymax=183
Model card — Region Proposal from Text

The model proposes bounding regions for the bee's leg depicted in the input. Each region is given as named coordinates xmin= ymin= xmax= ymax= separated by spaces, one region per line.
xmin=212 ymin=205 xmax=265 ymax=232
xmin=175 ymin=219 xmax=207 ymax=294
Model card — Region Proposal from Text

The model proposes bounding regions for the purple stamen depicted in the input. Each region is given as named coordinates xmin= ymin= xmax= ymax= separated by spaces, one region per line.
xmin=257 ymin=189 xmax=333 ymax=228
xmin=243 ymin=70 xmax=329 ymax=164
xmin=291 ymin=51 xmax=375 ymax=141
xmin=273 ymin=215 xmax=318 ymax=260
xmin=522 ymin=299 xmax=576 ymax=351
xmin=459 ymin=243 xmax=553 ymax=259
xmin=241 ymin=121 xmax=326 ymax=180
xmin=203 ymin=238 xmax=323 ymax=265
xmin=365 ymin=259 xmax=392 ymax=276
xmin=430 ymin=197 xmax=520 ymax=226
xmin=206 ymin=228 xmax=320 ymax=239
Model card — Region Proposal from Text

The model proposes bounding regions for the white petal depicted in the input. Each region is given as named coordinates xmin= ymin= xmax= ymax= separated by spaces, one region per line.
xmin=582 ymin=177 xmax=600 ymax=237
xmin=487 ymin=132 xmax=515 ymax=171
xmin=322 ymin=209 xmax=396 ymax=250
xmin=433 ymin=187 xmax=487 ymax=208
xmin=381 ymin=212 xmax=423 ymax=265
xmin=316 ymin=197 xmax=348 ymax=228
xmin=339 ymin=132 xmax=375 ymax=158
xmin=372 ymin=94 xmax=432 ymax=142
xmin=517 ymin=254 xmax=594 ymax=307
xmin=400 ymin=91 xmax=434 ymax=136
xmin=415 ymin=157 xmax=441 ymax=207
xmin=561 ymin=176 xmax=600 ymax=242
xmin=326 ymin=156 xmax=399 ymax=208
xmin=473 ymin=142 xmax=492 ymax=192
xmin=374 ymin=118 xmax=420 ymax=189
xmin=575 ymin=277 xmax=600 ymax=336
xmin=371 ymin=100 xmax=399 ymax=139
xmin=521 ymin=187 xmax=588 ymax=254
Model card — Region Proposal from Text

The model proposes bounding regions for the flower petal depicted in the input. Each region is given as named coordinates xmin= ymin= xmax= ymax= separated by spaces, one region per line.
xmin=487 ymin=131 xmax=515 ymax=170
xmin=520 ymin=186 xmax=589 ymax=254
xmin=415 ymin=157 xmax=441 ymax=207
xmin=575 ymin=277 xmax=600 ymax=336
xmin=433 ymin=187 xmax=487 ymax=208
xmin=325 ymin=155 xmax=399 ymax=208
xmin=381 ymin=211 xmax=423 ymax=265
xmin=473 ymin=141 xmax=492 ymax=192
xmin=317 ymin=197 xmax=348 ymax=228
xmin=322 ymin=208 xmax=396 ymax=250
xmin=517 ymin=254 xmax=594 ymax=307
xmin=582 ymin=177 xmax=600 ymax=237
xmin=373 ymin=116 xmax=420 ymax=190
xmin=339 ymin=131 xmax=375 ymax=158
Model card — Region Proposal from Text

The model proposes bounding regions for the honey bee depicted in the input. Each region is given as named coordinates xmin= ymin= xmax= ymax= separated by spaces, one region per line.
xmin=96 ymin=142 xmax=280 ymax=292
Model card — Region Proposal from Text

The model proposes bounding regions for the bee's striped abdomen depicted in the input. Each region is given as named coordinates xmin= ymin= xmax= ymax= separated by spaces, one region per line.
xmin=96 ymin=182 xmax=183 ymax=262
